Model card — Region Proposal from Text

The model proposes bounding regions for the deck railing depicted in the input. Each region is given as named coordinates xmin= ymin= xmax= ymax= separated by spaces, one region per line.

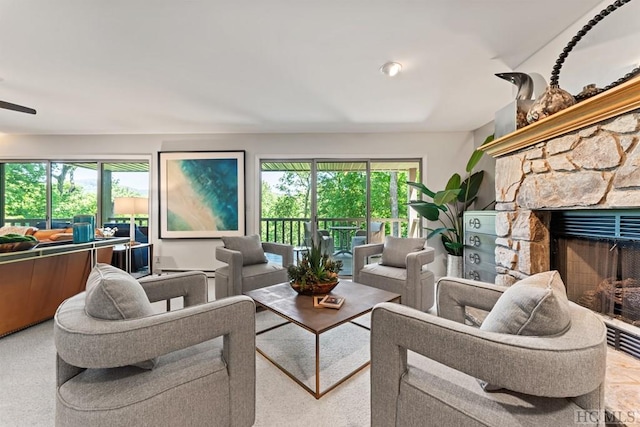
xmin=261 ymin=217 xmax=410 ymax=246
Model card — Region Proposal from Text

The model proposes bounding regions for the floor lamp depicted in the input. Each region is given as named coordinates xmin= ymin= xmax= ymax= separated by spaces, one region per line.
xmin=113 ymin=197 xmax=148 ymax=244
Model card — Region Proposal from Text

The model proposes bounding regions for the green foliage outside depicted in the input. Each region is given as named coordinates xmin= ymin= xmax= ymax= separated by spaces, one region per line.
xmin=4 ymin=163 xmax=47 ymax=219
xmin=261 ymin=169 xmax=412 ymax=243
xmin=3 ymin=163 xmax=144 ymax=223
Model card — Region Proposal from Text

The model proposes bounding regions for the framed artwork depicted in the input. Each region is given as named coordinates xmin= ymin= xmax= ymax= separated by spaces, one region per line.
xmin=158 ymin=150 xmax=245 ymax=238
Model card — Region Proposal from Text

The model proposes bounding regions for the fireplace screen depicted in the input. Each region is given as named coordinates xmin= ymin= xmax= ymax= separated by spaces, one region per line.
xmin=553 ymin=237 xmax=640 ymax=326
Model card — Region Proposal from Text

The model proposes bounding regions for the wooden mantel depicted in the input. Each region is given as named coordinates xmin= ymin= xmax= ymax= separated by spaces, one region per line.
xmin=480 ymin=76 xmax=640 ymax=158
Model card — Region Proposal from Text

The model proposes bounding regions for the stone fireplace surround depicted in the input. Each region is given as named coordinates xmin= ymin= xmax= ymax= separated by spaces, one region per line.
xmin=482 ymin=78 xmax=640 ymax=419
xmin=482 ymin=76 xmax=640 ymax=287
xmin=493 ymin=109 xmax=640 ymax=286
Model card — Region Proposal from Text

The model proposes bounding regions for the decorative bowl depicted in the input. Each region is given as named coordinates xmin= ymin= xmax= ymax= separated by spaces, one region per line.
xmin=97 ymin=227 xmax=118 ymax=238
xmin=290 ymin=280 xmax=339 ymax=296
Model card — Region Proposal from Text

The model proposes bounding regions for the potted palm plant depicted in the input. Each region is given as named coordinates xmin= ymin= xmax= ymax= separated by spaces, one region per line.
xmin=407 ymin=135 xmax=493 ymax=276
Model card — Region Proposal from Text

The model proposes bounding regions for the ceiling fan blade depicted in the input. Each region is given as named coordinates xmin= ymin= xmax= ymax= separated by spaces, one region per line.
xmin=0 ymin=100 xmax=36 ymax=114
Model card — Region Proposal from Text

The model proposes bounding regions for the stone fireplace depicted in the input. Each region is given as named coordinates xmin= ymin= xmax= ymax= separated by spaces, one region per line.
xmin=493 ymin=109 xmax=640 ymax=288
xmin=481 ymin=77 xmax=640 ymax=416
xmin=489 ymin=99 xmax=640 ymax=360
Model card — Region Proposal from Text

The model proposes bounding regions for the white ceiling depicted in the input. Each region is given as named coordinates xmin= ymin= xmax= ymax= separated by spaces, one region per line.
xmin=0 ymin=0 xmax=637 ymax=135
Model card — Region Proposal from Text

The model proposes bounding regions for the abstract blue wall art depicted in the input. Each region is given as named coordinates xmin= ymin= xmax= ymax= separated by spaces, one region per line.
xmin=159 ymin=151 xmax=245 ymax=238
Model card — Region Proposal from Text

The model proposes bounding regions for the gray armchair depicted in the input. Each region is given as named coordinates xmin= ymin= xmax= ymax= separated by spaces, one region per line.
xmin=54 ymin=269 xmax=256 ymax=427
xmin=351 ymin=221 xmax=384 ymax=250
xmin=353 ymin=237 xmax=435 ymax=311
xmin=215 ymin=236 xmax=293 ymax=299
xmin=371 ymin=276 xmax=607 ymax=427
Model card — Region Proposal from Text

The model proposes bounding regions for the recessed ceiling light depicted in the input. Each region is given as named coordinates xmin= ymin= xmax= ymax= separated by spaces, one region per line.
xmin=380 ymin=62 xmax=402 ymax=77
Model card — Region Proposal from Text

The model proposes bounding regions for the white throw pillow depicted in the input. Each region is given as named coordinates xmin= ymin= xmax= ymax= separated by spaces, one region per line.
xmin=222 ymin=235 xmax=268 ymax=266
xmin=477 ymin=270 xmax=571 ymax=391
xmin=85 ymin=263 xmax=157 ymax=369
xmin=480 ymin=270 xmax=571 ymax=336
xmin=380 ymin=236 xmax=426 ymax=268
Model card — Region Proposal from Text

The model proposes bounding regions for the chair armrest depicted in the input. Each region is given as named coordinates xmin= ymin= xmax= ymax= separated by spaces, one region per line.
xmin=138 ymin=271 xmax=208 ymax=307
xmin=353 ymin=243 xmax=384 ymax=282
xmin=55 ymin=294 xmax=255 ymax=369
xmin=216 ymin=246 xmax=244 ymax=295
xmin=370 ymin=302 xmax=606 ymax=413
xmin=402 ymin=248 xmax=436 ymax=309
xmin=406 ymin=247 xmax=434 ymax=280
xmin=262 ymin=242 xmax=293 ymax=267
xmin=216 ymin=246 xmax=243 ymax=265
xmin=436 ymin=276 xmax=507 ymax=323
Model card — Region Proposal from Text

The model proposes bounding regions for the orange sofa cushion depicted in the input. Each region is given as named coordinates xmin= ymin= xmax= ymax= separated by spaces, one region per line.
xmin=33 ymin=228 xmax=74 ymax=241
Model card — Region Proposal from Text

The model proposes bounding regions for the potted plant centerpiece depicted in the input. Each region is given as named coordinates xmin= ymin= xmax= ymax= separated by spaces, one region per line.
xmin=287 ymin=239 xmax=343 ymax=295
xmin=407 ymin=135 xmax=493 ymax=277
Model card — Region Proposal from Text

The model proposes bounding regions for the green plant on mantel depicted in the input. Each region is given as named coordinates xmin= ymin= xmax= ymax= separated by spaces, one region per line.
xmin=407 ymin=134 xmax=493 ymax=256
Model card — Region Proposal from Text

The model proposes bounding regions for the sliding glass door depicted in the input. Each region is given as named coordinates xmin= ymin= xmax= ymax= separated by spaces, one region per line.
xmin=260 ymin=161 xmax=312 ymax=250
xmin=315 ymin=161 xmax=367 ymax=275
xmin=260 ymin=158 xmax=421 ymax=276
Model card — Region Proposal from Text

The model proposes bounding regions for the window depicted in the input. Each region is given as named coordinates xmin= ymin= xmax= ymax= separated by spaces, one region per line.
xmin=1 ymin=162 xmax=47 ymax=227
xmin=50 ymin=162 xmax=98 ymax=228
xmin=1 ymin=160 xmax=149 ymax=232
xmin=101 ymin=162 xmax=150 ymax=228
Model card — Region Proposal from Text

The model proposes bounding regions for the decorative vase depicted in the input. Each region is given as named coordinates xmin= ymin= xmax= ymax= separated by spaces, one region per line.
xmin=446 ymin=254 xmax=463 ymax=278
xmin=73 ymin=214 xmax=96 ymax=241
xmin=290 ymin=280 xmax=339 ymax=296
xmin=526 ymin=85 xmax=576 ymax=124
xmin=72 ymin=222 xmax=93 ymax=244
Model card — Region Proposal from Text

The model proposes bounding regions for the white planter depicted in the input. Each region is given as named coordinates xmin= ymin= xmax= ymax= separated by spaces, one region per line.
xmin=446 ymin=254 xmax=463 ymax=278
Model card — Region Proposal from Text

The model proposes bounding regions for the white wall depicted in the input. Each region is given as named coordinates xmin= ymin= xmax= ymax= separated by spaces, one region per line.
xmin=0 ymin=130 xmax=475 ymax=277
xmin=515 ymin=0 xmax=637 ymax=94
xmin=473 ymin=122 xmax=497 ymax=210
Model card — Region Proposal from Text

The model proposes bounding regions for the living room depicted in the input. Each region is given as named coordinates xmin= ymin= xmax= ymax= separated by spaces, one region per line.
xmin=1 ymin=1 xmax=640 ymax=426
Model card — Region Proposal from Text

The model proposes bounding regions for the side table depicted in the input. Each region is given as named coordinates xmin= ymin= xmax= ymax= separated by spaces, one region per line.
xmin=111 ymin=242 xmax=153 ymax=278
xmin=329 ymin=226 xmax=358 ymax=255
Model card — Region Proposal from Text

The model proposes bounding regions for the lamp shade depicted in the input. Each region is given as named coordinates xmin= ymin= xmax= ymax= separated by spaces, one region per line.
xmin=113 ymin=197 xmax=148 ymax=215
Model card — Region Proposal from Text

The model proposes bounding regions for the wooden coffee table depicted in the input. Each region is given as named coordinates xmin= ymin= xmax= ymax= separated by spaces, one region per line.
xmin=244 ymin=281 xmax=400 ymax=398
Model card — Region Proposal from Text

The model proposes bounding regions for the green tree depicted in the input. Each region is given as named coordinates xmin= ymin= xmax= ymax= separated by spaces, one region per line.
xmin=260 ymin=167 xmax=415 ymax=243
xmin=273 ymin=171 xmax=311 ymax=218
xmin=4 ymin=163 xmax=47 ymax=219
xmin=50 ymin=164 xmax=98 ymax=218
xmin=261 ymin=181 xmax=277 ymax=218
xmin=317 ymin=171 xmax=366 ymax=219
xmin=3 ymin=163 xmax=144 ymax=223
